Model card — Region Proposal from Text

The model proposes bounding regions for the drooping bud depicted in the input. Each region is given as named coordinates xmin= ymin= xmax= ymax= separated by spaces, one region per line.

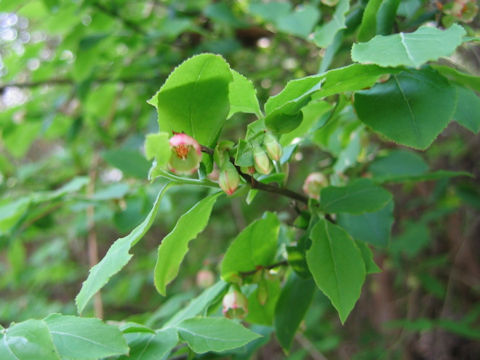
xmin=303 ymin=172 xmax=328 ymax=200
xmin=222 ymin=287 xmax=248 ymax=319
xmin=240 ymin=166 xmax=256 ymax=175
xmin=253 ymin=145 xmax=272 ymax=175
xmin=196 ymin=269 xmax=215 ymax=289
xmin=257 ymin=278 xmax=269 ymax=305
xmin=168 ymin=133 xmax=202 ymax=175
xmin=219 ymin=162 xmax=240 ymax=195
xmin=264 ymin=132 xmax=282 ymax=162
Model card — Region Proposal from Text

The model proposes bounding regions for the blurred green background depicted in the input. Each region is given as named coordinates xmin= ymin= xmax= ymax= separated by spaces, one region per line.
xmin=0 ymin=0 xmax=479 ymax=359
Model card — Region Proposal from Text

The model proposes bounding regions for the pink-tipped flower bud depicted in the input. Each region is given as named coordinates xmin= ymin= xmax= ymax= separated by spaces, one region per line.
xmin=219 ymin=162 xmax=240 ymax=195
xmin=253 ymin=145 xmax=272 ymax=175
xmin=303 ymin=172 xmax=328 ymax=200
xmin=240 ymin=166 xmax=256 ymax=175
xmin=196 ymin=269 xmax=215 ymax=289
xmin=222 ymin=288 xmax=248 ymax=319
xmin=264 ymin=132 xmax=282 ymax=162
xmin=168 ymin=133 xmax=202 ymax=175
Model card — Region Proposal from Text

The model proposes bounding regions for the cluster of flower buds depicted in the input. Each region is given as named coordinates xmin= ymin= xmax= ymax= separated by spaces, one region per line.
xmin=252 ymin=132 xmax=282 ymax=175
xmin=438 ymin=0 xmax=478 ymax=24
xmin=167 ymin=133 xmax=202 ymax=175
xmin=303 ymin=172 xmax=328 ymax=200
xmin=222 ymin=287 xmax=248 ymax=319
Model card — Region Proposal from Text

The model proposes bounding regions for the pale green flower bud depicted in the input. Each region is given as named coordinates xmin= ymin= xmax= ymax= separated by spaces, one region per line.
xmin=219 ymin=162 xmax=240 ymax=195
xmin=264 ymin=132 xmax=282 ymax=162
xmin=167 ymin=133 xmax=202 ymax=175
xmin=253 ymin=146 xmax=272 ymax=175
xmin=222 ymin=288 xmax=248 ymax=319
xmin=303 ymin=172 xmax=328 ymax=200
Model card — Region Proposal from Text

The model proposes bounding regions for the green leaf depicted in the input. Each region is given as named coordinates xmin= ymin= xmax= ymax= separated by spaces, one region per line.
xmin=313 ymin=0 xmax=349 ymax=48
xmin=431 ymin=65 xmax=480 ymax=92
xmin=44 ymin=314 xmax=128 ymax=359
xmin=275 ymin=4 xmax=320 ymax=39
xmin=103 ymin=148 xmax=151 ymax=179
xmin=374 ymin=170 xmax=472 ymax=184
xmin=147 ymin=54 xmax=233 ymax=147
xmin=245 ymin=279 xmax=281 ymax=326
xmin=453 ymin=85 xmax=480 ymax=134
xmin=0 ymin=197 xmax=31 ymax=236
xmin=249 ymin=1 xmax=291 ymax=23
xmin=228 ymin=70 xmax=261 ymax=118
xmin=221 ymin=212 xmax=280 ymax=279
xmin=354 ymin=68 xmax=457 ymax=150
xmin=320 ymin=179 xmax=392 ymax=214
xmin=0 ymin=320 xmax=60 ymax=360
xmin=76 ymin=184 xmax=172 ymax=314
xmin=154 ymin=192 xmax=222 ymax=296
xmin=357 ymin=0 xmax=383 ymax=42
xmin=164 ymin=281 xmax=227 ymax=328
xmin=119 ymin=328 xmax=178 ymax=360
xmin=306 ymin=219 xmax=366 ymax=324
xmin=352 ymin=24 xmax=466 ymax=68
xmin=145 ymin=132 xmax=171 ymax=162
xmin=4 ymin=122 xmax=42 ymax=158
xmin=274 ymin=273 xmax=315 ymax=351
xmin=176 ymin=317 xmax=261 ymax=354
xmin=356 ymin=241 xmax=381 ymax=274
xmin=390 ymin=221 xmax=430 ymax=258
xmin=369 ymin=150 xmax=429 ymax=181
xmin=337 ymin=199 xmax=394 ymax=248
xmin=376 ymin=0 xmax=400 ymax=35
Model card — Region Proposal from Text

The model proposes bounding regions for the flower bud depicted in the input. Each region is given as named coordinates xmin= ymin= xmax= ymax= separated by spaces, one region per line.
xmin=168 ymin=133 xmax=202 ymax=175
xmin=264 ymin=132 xmax=282 ymax=162
xmin=257 ymin=278 xmax=268 ymax=306
xmin=196 ymin=269 xmax=215 ymax=289
xmin=240 ymin=166 xmax=256 ymax=175
xmin=303 ymin=172 xmax=328 ymax=200
xmin=219 ymin=162 xmax=240 ymax=195
xmin=222 ymin=288 xmax=248 ymax=319
xmin=253 ymin=146 xmax=272 ymax=175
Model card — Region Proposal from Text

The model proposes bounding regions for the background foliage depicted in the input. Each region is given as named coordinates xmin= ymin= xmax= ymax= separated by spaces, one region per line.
xmin=0 ymin=0 xmax=479 ymax=359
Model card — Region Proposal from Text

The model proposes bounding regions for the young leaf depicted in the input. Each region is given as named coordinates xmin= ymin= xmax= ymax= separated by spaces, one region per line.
xmin=306 ymin=219 xmax=366 ymax=324
xmin=221 ymin=212 xmax=280 ymax=279
xmin=76 ymin=184 xmax=172 ymax=314
xmin=354 ymin=68 xmax=457 ymax=150
xmin=313 ymin=0 xmax=349 ymax=48
xmin=320 ymin=178 xmax=392 ymax=215
xmin=147 ymin=54 xmax=233 ymax=147
xmin=44 ymin=314 xmax=129 ymax=359
xmin=119 ymin=328 xmax=178 ymax=360
xmin=274 ymin=273 xmax=315 ymax=351
xmin=154 ymin=192 xmax=222 ymax=296
xmin=0 ymin=319 xmax=60 ymax=360
xmin=176 ymin=317 xmax=261 ymax=353
xmin=369 ymin=150 xmax=429 ymax=181
xmin=228 ymin=70 xmax=262 ymax=118
xmin=275 ymin=4 xmax=320 ymax=39
xmin=337 ymin=200 xmax=394 ymax=248
xmin=352 ymin=24 xmax=466 ymax=68
xmin=357 ymin=0 xmax=383 ymax=42
xmin=145 ymin=132 xmax=171 ymax=163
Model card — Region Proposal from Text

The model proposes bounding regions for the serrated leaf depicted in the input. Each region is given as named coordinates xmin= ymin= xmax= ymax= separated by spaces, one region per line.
xmin=306 ymin=219 xmax=366 ymax=324
xmin=274 ymin=273 xmax=315 ymax=351
xmin=44 ymin=314 xmax=128 ymax=360
xmin=119 ymin=328 xmax=178 ymax=360
xmin=228 ymin=70 xmax=261 ymax=118
xmin=147 ymin=54 xmax=233 ymax=147
xmin=176 ymin=317 xmax=261 ymax=353
xmin=76 ymin=184 xmax=172 ymax=314
xmin=154 ymin=192 xmax=221 ymax=295
xmin=354 ymin=68 xmax=457 ymax=150
xmin=352 ymin=24 xmax=466 ymax=68
xmin=221 ymin=212 xmax=280 ymax=279
xmin=313 ymin=0 xmax=349 ymax=47
xmin=0 ymin=320 xmax=60 ymax=360
xmin=320 ymin=179 xmax=392 ymax=214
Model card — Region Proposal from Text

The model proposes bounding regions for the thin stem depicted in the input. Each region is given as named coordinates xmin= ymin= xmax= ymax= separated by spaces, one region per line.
xmin=239 ymin=260 xmax=289 ymax=277
xmin=200 ymin=145 xmax=308 ymax=204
